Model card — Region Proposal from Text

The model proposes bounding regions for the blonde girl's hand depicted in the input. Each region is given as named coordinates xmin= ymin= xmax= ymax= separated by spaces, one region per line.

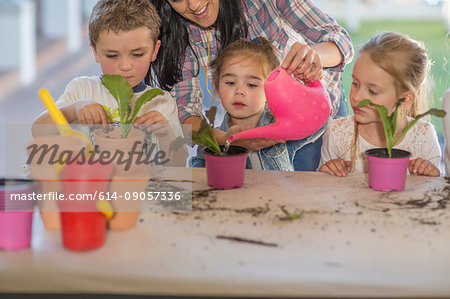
xmin=408 ymin=158 xmax=440 ymax=177
xmin=134 ymin=110 xmax=170 ymax=137
xmin=282 ymin=42 xmax=323 ymax=83
xmin=319 ymin=159 xmax=352 ymax=177
xmin=75 ymin=100 xmax=109 ymax=124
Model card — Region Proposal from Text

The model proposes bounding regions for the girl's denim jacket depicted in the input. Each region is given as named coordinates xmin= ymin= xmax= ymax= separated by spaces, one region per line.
xmin=191 ymin=110 xmax=326 ymax=171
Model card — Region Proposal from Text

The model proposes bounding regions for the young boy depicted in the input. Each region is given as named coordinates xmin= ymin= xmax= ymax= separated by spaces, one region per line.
xmin=32 ymin=0 xmax=182 ymax=139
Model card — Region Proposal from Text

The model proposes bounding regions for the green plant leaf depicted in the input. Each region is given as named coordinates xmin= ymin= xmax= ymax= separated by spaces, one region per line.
xmin=168 ymin=136 xmax=187 ymax=155
xmin=129 ymin=88 xmax=164 ymax=125
xmin=278 ymin=205 xmax=304 ymax=221
xmin=358 ymin=99 xmax=446 ymax=158
xmin=101 ymin=74 xmax=133 ymax=125
xmin=168 ymin=107 xmax=223 ymax=156
xmin=358 ymin=99 xmax=394 ymax=156
xmin=393 ymin=108 xmax=446 ymax=146
xmin=278 ymin=205 xmax=318 ymax=221
xmin=189 ymin=107 xmax=222 ymax=156
xmin=192 ymin=125 xmax=222 ymax=155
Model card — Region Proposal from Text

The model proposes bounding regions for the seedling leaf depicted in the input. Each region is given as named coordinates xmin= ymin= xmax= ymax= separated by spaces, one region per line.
xmin=101 ymin=74 xmax=164 ymax=138
xmin=358 ymin=99 xmax=446 ymax=157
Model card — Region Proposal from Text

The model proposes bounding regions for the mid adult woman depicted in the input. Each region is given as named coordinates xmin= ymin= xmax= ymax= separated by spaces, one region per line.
xmin=148 ymin=0 xmax=354 ymax=171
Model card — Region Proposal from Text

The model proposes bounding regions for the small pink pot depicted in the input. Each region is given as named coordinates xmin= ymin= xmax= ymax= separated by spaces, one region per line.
xmin=365 ymin=148 xmax=411 ymax=192
xmin=0 ymin=178 xmax=36 ymax=251
xmin=203 ymin=146 xmax=248 ymax=189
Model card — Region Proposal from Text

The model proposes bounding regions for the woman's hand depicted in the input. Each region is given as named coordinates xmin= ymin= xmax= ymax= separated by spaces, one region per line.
xmin=134 ymin=110 xmax=170 ymax=137
xmin=226 ymin=125 xmax=285 ymax=152
xmin=409 ymin=158 xmax=440 ymax=177
xmin=319 ymin=159 xmax=352 ymax=177
xmin=282 ymin=42 xmax=323 ymax=83
xmin=75 ymin=100 xmax=109 ymax=124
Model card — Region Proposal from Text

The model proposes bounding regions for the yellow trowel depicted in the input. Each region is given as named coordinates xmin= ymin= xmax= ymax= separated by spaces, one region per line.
xmin=38 ymin=88 xmax=114 ymax=220
xmin=38 ymin=88 xmax=94 ymax=152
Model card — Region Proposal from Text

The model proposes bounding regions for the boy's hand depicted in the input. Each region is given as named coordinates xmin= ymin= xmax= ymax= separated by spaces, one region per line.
xmin=75 ymin=100 xmax=109 ymax=124
xmin=134 ymin=110 xmax=169 ymax=137
xmin=226 ymin=125 xmax=285 ymax=152
xmin=409 ymin=158 xmax=440 ymax=177
xmin=319 ymin=159 xmax=352 ymax=177
xmin=282 ymin=42 xmax=324 ymax=83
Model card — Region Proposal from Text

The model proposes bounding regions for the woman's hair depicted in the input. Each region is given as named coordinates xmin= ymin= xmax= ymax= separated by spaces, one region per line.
xmin=147 ymin=0 xmax=249 ymax=90
xmin=89 ymin=0 xmax=161 ymax=48
xmin=211 ymin=37 xmax=280 ymax=88
xmin=350 ymin=31 xmax=432 ymax=166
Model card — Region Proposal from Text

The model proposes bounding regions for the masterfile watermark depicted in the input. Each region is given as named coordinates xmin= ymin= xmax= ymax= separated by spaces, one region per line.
xmin=3 ymin=124 xmax=194 ymax=212
xmin=26 ymin=141 xmax=169 ymax=171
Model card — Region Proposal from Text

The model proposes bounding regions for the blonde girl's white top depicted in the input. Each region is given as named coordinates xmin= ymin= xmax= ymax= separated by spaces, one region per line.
xmin=55 ymin=76 xmax=183 ymax=138
xmin=319 ymin=116 xmax=442 ymax=173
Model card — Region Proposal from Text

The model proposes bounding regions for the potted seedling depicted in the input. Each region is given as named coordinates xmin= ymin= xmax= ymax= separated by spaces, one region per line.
xmin=94 ymin=75 xmax=163 ymax=158
xmin=357 ymin=99 xmax=446 ymax=191
xmin=171 ymin=106 xmax=248 ymax=189
xmin=93 ymin=74 xmax=163 ymax=230
xmin=101 ymin=74 xmax=164 ymax=137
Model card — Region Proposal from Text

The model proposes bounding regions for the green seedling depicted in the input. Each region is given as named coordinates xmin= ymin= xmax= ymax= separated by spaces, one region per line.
xmin=101 ymin=74 xmax=164 ymax=138
xmin=278 ymin=205 xmax=319 ymax=221
xmin=357 ymin=99 xmax=446 ymax=158
xmin=169 ymin=106 xmax=223 ymax=156
xmin=278 ymin=205 xmax=305 ymax=221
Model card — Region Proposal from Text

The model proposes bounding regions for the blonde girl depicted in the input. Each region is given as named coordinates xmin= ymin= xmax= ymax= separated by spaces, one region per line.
xmin=319 ymin=32 xmax=441 ymax=177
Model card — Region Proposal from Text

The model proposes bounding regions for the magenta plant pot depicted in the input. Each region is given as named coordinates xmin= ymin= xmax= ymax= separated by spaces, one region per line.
xmin=365 ymin=148 xmax=411 ymax=192
xmin=203 ymin=146 xmax=248 ymax=189
xmin=0 ymin=178 xmax=36 ymax=251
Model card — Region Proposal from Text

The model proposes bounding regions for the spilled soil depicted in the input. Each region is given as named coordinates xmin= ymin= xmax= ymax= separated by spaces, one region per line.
xmin=191 ymin=189 xmax=270 ymax=217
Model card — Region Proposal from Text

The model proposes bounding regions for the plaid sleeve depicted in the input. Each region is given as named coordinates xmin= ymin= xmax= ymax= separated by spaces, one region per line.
xmin=276 ymin=0 xmax=354 ymax=71
xmin=173 ymin=47 xmax=204 ymax=124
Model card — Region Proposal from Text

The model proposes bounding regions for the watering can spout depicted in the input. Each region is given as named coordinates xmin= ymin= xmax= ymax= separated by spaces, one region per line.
xmin=228 ymin=123 xmax=282 ymax=143
xmin=228 ymin=67 xmax=331 ymax=143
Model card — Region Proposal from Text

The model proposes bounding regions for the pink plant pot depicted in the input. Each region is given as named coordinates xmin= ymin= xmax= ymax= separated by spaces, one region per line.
xmin=0 ymin=178 xmax=36 ymax=251
xmin=365 ymin=148 xmax=411 ymax=192
xmin=0 ymin=212 xmax=34 ymax=251
xmin=203 ymin=146 xmax=248 ymax=189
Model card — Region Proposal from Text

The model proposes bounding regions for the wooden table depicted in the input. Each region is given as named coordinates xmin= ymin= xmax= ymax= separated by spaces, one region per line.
xmin=1 ymin=168 xmax=450 ymax=297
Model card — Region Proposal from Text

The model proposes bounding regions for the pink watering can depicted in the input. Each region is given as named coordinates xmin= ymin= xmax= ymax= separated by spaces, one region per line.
xmin=228 ymin=67 xmax=331 ymax=142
